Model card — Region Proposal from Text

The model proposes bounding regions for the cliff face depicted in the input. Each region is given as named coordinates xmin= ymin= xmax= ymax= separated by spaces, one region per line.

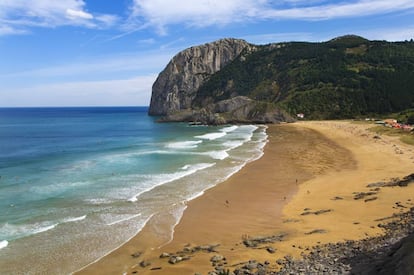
xmin=148 ymin=38 xmax=252 ymax=116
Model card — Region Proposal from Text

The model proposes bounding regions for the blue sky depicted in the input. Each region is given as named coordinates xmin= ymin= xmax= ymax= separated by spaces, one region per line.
xmin=1 ymin=0 xmax=414 ymax=107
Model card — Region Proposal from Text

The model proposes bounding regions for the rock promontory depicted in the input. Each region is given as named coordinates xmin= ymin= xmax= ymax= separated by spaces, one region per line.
xmin=148 ymin=38 xmax=252 ymax=116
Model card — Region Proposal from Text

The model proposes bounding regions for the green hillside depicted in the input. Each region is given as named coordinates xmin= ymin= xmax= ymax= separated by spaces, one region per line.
xmin=194 ymin=35 xmax=414 ymax=119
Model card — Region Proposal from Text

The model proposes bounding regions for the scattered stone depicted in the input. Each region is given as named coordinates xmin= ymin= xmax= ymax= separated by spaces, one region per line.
xmin=305 ymin=229 xmax=327 ymax=235
xmin=301 ymin=209 xmax=333 ymax=215
xmin=314 ymin=209 xmax=333 ymax=215
xmin=210 ymin=254 xmax=225 ymax=263
xmin=367 ymin=182 xmax=386 ymax=188
xmin=242 ymin=234 xmax=287 ymax=248
xmin=159 ymin=252 xmax=170 ymax=258
xmin=282 ymin=218 xmax=300 ymax=223
xmin=266 ymin=247 xmax=276 ymax=254
xmin=353 ymin=191 xmax=377 ymax=200
xmin=197 ymin=244 xmax=220 ymax=253
xmin=139 ymin=260 xmax=151 ymax=268
xmin=150 ymin=267 xmax=162 ymax=271
xmin=364 ymin=196 xmax=378 ymax=202
xmin=168 ymin=256 xmax=183 ymax=265
xmin=131 ymin=251 xmax=142 ymax=258
xmin=367 ymin=173 xmax=414 ymax=188
xmin=276 ymin=207 xmax=414 ymax=275
xmin=331 ymin=196 xmax=344 ymax=200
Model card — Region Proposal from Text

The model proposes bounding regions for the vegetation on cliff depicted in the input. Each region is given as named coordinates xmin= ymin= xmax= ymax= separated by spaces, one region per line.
xmin=193 ymin=35 xmax=414 ymax=120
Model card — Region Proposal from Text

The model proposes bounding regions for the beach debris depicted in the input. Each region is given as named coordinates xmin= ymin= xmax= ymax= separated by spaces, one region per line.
xmin=242 ymin=234 xmax=287 ymax=248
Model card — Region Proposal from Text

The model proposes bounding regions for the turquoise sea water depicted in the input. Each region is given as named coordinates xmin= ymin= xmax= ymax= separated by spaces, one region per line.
xmin=0 ymin=107 xmax=267 ymax=274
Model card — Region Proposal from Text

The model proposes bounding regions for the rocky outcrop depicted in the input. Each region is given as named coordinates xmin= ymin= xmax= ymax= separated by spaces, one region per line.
xmin=158 ymin=96 xmax=294 ymax=125
xmin=148 ymin=38 xmax=253 ymax=116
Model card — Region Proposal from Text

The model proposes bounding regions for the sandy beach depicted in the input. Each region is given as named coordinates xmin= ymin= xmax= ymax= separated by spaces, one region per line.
xmin=78 ymin=121 xmax=414 ymax=274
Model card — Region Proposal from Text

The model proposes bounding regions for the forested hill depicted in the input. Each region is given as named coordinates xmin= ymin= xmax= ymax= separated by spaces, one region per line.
xmin=194 ymin=35 xmax=414 ymax=120
xmin=149 ymin=35 xmax=414 ymax=123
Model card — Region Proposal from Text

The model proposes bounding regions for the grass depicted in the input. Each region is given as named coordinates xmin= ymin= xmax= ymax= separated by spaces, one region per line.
xmin=368 ymin=126 xmax=414 ymax=146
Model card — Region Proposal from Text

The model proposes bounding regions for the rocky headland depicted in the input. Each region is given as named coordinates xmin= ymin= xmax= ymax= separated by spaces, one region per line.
xmin=148 ymin=38 xmax=295 ymax=124
xmin=148 ymin=36 xmax=414 ymax=124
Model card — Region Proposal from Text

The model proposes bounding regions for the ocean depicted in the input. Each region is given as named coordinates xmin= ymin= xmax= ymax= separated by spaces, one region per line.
xmin=0 ymin=107 xmax=267 ymax=274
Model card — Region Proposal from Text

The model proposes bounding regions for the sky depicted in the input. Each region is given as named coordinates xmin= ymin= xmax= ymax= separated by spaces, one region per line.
xmin=0 ymin=0 xmax=414 ymax=107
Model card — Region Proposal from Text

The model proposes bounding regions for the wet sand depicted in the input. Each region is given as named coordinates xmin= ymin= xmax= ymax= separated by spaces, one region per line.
xmin=78 ymin=121 xmax=414 ymax=274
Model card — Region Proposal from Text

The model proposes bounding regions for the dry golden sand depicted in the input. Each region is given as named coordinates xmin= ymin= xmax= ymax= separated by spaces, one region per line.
xmin=78 ymin=121 xmax=414 ymax=275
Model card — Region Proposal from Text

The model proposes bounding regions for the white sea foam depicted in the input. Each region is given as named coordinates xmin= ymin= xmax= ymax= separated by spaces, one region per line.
xmin=185 ymin=190 xmax=206 ymax=202
xmin=166 ymin=140 xmax=202 ymax=149
xmin=222 ymin=140 xmax=245 ymax=150
xmin=204 ymin=150 xmax=229 ymax=160
xmin=221 ymin=125 xmax=238 ymax=133
xmin=30 ymin=180 xmax=92 ymax=196
xmin=85 ymin=198 xmax=113 ymax=205
xmin=181 ymin=165 xmax=191 ymax=170
xmin=62 ymin=215 xmax=86 ymax=223
xmin=75 ymin=214 xmax=155 ymax=274
xmin=0 ymin=221 xmax=60 ymax=241
xmin=0 ymin=240 xmax=8 ymax=250
xmin=107 ymin=213 xmax=142 ymax=226
xmin=32 ymin=223 xmax=58 ymax=235
xmin=158 ymin=202 xmax=188 ymax=248
xmin=195 ymin=132 xmax=227 ymax=140
xmin=128 ymin=163 xmax=216 ymax=202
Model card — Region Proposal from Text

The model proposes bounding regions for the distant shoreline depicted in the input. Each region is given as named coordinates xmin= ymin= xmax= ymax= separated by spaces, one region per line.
xmin=78 ymin=121 xmax=414 ymax=274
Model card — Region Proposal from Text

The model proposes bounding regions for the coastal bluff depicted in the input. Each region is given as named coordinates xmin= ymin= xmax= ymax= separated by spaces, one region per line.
xmin=148 ymin=35 xmax=414 ymax=124
xmin=148 ymin=38 xmax=294 ymax=124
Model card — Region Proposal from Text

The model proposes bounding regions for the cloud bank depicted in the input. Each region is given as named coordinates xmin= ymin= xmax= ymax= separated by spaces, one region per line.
xmin=0 ymin=0 xmax=118 ymax=35
xmin=127 ymin=0 xmax=414 ymax=34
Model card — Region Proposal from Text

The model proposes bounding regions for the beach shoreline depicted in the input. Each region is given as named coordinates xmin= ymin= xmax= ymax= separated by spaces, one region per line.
xmin=78 ymin=121 xmax=414 ymax=274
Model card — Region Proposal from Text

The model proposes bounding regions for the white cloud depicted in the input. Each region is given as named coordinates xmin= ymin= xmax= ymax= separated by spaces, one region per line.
xmin=0 ymin=0 xmax=118 ymax=35
xmin=66 ymin=8 xmax=93 ymax=20
xmin=127 ymin=0 xmax=265 ymax=34
xmin=1 ymin=75 xmax=157 ymax=107
xmin=128 ymin=0 xmax=414 ymax=33
xmin=262 ymin=0 xmax=414 ymax=20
